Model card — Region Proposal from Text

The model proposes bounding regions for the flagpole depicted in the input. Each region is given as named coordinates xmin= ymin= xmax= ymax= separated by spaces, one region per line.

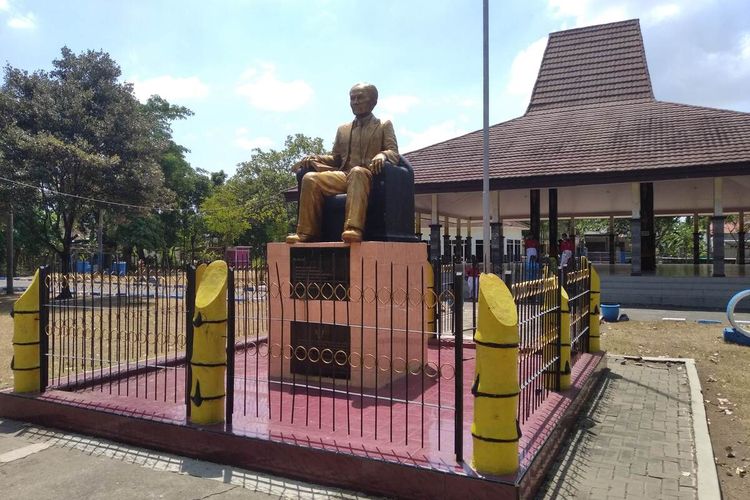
xmin=482 ymin=0 xmax=491 ymax=271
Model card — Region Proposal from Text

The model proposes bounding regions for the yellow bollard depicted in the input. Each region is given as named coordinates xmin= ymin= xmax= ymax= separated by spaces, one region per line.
xmin=472 ymin=273 xmax=520 ymax=477
xmin=560 ymin=287 xmax=571 ymax=390
xmin=195 ymin=262 xmax=207 ymax=291
xmin=189 ymin=260 xmax=228 ymax=425
xmin=12 ymin=269 xmax=41 ymax=393
xmin=589 ymin=265 xmax=601 ymax=352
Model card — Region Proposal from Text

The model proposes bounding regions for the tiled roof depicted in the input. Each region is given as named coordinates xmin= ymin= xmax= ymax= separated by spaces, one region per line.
xmin=406 ymin=100 xmax=750 ymax=189
xmin=528 ymin=19 xmax=653 ymax=112
xmin=404 ymin=19 xmax=750 ymax=190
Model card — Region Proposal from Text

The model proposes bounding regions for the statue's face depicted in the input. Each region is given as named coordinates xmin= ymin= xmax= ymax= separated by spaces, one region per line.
xmin=350 ymin=86 xmax=376 ymax=117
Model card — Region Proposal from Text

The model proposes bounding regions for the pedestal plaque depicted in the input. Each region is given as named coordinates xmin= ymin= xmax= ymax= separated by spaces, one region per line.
xmin=290 ymin=247 xmax=349 ymax=300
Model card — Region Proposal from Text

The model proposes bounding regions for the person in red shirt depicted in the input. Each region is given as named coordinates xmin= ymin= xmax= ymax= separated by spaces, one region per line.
xmin=524 ymin=233 xmax=540 ymax=262
xmin=560 ymin=233 xmax=574 ymax=268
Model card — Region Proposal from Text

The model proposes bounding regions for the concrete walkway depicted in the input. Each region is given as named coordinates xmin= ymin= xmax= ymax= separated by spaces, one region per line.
xmin=0 ymin=418 xmax=370 ymax=499
xmin=538 ymin=355 xmax=720 ymax=499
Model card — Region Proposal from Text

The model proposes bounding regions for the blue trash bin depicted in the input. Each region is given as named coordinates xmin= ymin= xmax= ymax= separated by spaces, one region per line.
xmin=114 ymin=261 xmax=127 ymax=276
xmin=601 ymin=303 xmax=620 ymax=322
xmin=75 ymin=261 xmax=92 ymax=273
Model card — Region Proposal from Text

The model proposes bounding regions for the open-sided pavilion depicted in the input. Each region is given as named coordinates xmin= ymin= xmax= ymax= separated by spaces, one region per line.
xmin=406 ymin=19 xmax=750 ymax=281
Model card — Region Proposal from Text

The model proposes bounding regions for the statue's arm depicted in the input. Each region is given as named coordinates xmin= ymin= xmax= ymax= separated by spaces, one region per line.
xmin=292 ymin=129 xmax=341 ymax=172
xmin=369 ymin=120 xmax=400 ymax=174
xmin=380 ymin=120 xmax=400 ymax=165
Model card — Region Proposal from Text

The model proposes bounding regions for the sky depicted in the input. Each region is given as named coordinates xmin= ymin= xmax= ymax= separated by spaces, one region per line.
xmin=1 ymin=0 xmax=749 ymax=177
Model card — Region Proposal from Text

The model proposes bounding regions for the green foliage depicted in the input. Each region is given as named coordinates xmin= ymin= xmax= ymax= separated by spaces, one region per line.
xmin=0 ymin=47 xmax=217 ymax=268
xmin=1 ymin=47 xmax=172 ymax=269
xmin=201 ymin=134 xmax=325 ymax=248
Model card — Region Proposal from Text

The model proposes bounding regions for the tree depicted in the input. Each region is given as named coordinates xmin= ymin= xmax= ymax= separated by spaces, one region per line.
xmin=1 ymin=47 xmax=173 ymax=289
xmin=202 ymin=134 xmax=325 ymax=250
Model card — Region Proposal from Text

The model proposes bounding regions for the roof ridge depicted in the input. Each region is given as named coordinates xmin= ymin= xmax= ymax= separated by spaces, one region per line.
xmin=548 ymin=19 xmax=639 ymax=37
xmin=527 ymin=18 xmax=654 ymax=113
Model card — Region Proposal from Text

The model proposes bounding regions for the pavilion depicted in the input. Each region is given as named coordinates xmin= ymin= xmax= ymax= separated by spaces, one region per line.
xmin=405 ymin=19 xmax=750 ymax=280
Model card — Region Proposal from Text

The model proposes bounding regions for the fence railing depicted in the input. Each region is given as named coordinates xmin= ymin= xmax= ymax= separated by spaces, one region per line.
xmin=31 ymin=253 xmax=594 ymax=463
xmin=565 ymin=257 xmax=591 ymax=364
xmin=43 ymin=261 xmax=187 ymax=403
xmin=509 ymin=262 xmax=562 ymax=426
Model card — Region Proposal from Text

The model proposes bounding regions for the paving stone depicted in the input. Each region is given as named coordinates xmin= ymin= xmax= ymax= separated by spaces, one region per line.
xmin=536 ymin=358 xmax=698 ymax=499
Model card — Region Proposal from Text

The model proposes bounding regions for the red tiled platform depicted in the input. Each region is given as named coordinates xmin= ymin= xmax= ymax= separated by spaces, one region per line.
xmin=0 ymin=347 xmax=606 ymax=499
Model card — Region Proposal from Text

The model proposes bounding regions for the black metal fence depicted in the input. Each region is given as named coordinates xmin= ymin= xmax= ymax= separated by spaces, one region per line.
xmin=509 ymin=262 xmax=562 ymax=426
xmin=33 ymin=251 xmax=592 ymax=462
xmin=42 ymin=260 xmax=187 ymax=402
xmin=228 ymin=255 xmax=465 ymax=457
xmin=565 ymin=257 xmax=592 ymax=365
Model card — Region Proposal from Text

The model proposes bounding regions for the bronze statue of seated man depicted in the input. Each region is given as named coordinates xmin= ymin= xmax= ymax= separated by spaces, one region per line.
xmin=287 ymin=82 xmax=399 ymax=244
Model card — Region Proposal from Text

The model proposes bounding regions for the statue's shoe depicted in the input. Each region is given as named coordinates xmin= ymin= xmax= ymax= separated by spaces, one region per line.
xmin=286 ymin=233 xmax=316 ymax=244
xmin=341 ymin=228 xmax=363 ymax=243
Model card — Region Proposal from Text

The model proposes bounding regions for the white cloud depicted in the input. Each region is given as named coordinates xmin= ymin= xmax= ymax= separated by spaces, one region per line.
xmin=0 ymin=0 xmax=10 ymax=12
xmin=401 ymin=120 xmax=468 ymax=153
xmin=131 ymin=75 xmax=209 ymax=102
xmin=235 ymin=63 xmax=313 ymax=112
xmin=548 ymin=0 xmax=688 ymax=28
xmin=741 ymin=32 xmax=750 ymax=60
xmin=234 ymin=128 xmax=274 ymax=151
xmin=379 ymin=95 xmax=420 ymax=115
xmin=646 ymin=4 xmax=681 ymax=24
xmin=7 ymin=12 xmax=36 ymax=29
xmin=505 ymin=36 xmax=547 ymax=100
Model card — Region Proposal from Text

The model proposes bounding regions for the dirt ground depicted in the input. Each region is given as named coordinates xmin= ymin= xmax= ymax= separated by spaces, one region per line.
xmin=602 ymin=320 xmax=750 ymax=500
xmin=1 ymin=295 xmax=14 ymax=388
xmin=1 ymin=294 xmax=748 ymax=497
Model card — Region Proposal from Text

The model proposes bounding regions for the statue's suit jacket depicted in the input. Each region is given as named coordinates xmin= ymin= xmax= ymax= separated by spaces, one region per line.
xmin=316 ymin=115 xmax=400 ymax=171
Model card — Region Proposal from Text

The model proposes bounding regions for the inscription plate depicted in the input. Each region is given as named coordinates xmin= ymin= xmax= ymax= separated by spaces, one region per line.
xmin=290 ymin=247 xmax=350 ymax=300
xmin=290 ymin=321 xmax=350 ymax=379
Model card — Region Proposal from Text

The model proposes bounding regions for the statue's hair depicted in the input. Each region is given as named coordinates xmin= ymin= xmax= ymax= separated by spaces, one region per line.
xmin=350 ymin=82 xmax=378 ymax=102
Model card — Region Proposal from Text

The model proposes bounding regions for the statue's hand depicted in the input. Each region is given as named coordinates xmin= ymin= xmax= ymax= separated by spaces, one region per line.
xmin=369 ymin=153 xmax=386 ymax=175
xmin=292 ymin=155 xmax=317 ymax=172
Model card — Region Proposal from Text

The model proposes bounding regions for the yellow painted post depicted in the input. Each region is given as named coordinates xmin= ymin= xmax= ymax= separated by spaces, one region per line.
xmin=189 ymin=260 xmax=228 ymax=425
xmin=195 ymin=262 xmax=207 ymax=291
xmin=589 ymin=265 xmax=601 ymax=352
xmin=12 ymin=269 xmax=40 ymax=392
xmin=472 ymin=273 xmax=520 ymax=476
xmin=560 ymin=287 xmax=571 ymax=390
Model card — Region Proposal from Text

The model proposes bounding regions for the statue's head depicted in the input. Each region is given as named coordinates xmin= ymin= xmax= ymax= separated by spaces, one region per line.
xmin=350 ymin=83 xmax=378 ymax=118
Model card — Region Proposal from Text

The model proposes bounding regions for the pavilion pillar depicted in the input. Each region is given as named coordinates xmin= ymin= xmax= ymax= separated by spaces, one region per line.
xmin=443 ymin=216 xmax=452 ymax=264
xmin=630 ymin=183 xmax=642 ymax=276
xmin=454 ymin=218 xmax=463 ymax=262
xmin=608 ymin=216 xmax=616 ymax=265
xmin=640 ymin=182 xmax=655 ymax=272
xmin=490 ymin=192 xmax=503 ymax=274
xmin=548 ymin=188 xmax=558 ymax=261
xmin=491 ymin=223 xmax=503 ymax=274
xmin=712 ymin=178 xmax=725 ymax=277
xmin=738 ymin=211 xmax=746 ymax=267
xmin=692 ymin=213 xmax=701 ymax=267
xmin=530 ymin=189 xmax=540 ymax=239
xmin=429 ymin=195 xmax=441 ymax=263
xmin=415 ymin=213 xmax=422 ymax=241
xmin=464 ymin=219 xmax=473 ymax=260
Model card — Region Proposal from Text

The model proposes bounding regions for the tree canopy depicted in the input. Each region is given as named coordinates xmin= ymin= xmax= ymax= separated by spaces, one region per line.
xmin=0 ymin=47 xmax=215 ymax=273
xmin=202 ymin=134 xmax=325 ymax=250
